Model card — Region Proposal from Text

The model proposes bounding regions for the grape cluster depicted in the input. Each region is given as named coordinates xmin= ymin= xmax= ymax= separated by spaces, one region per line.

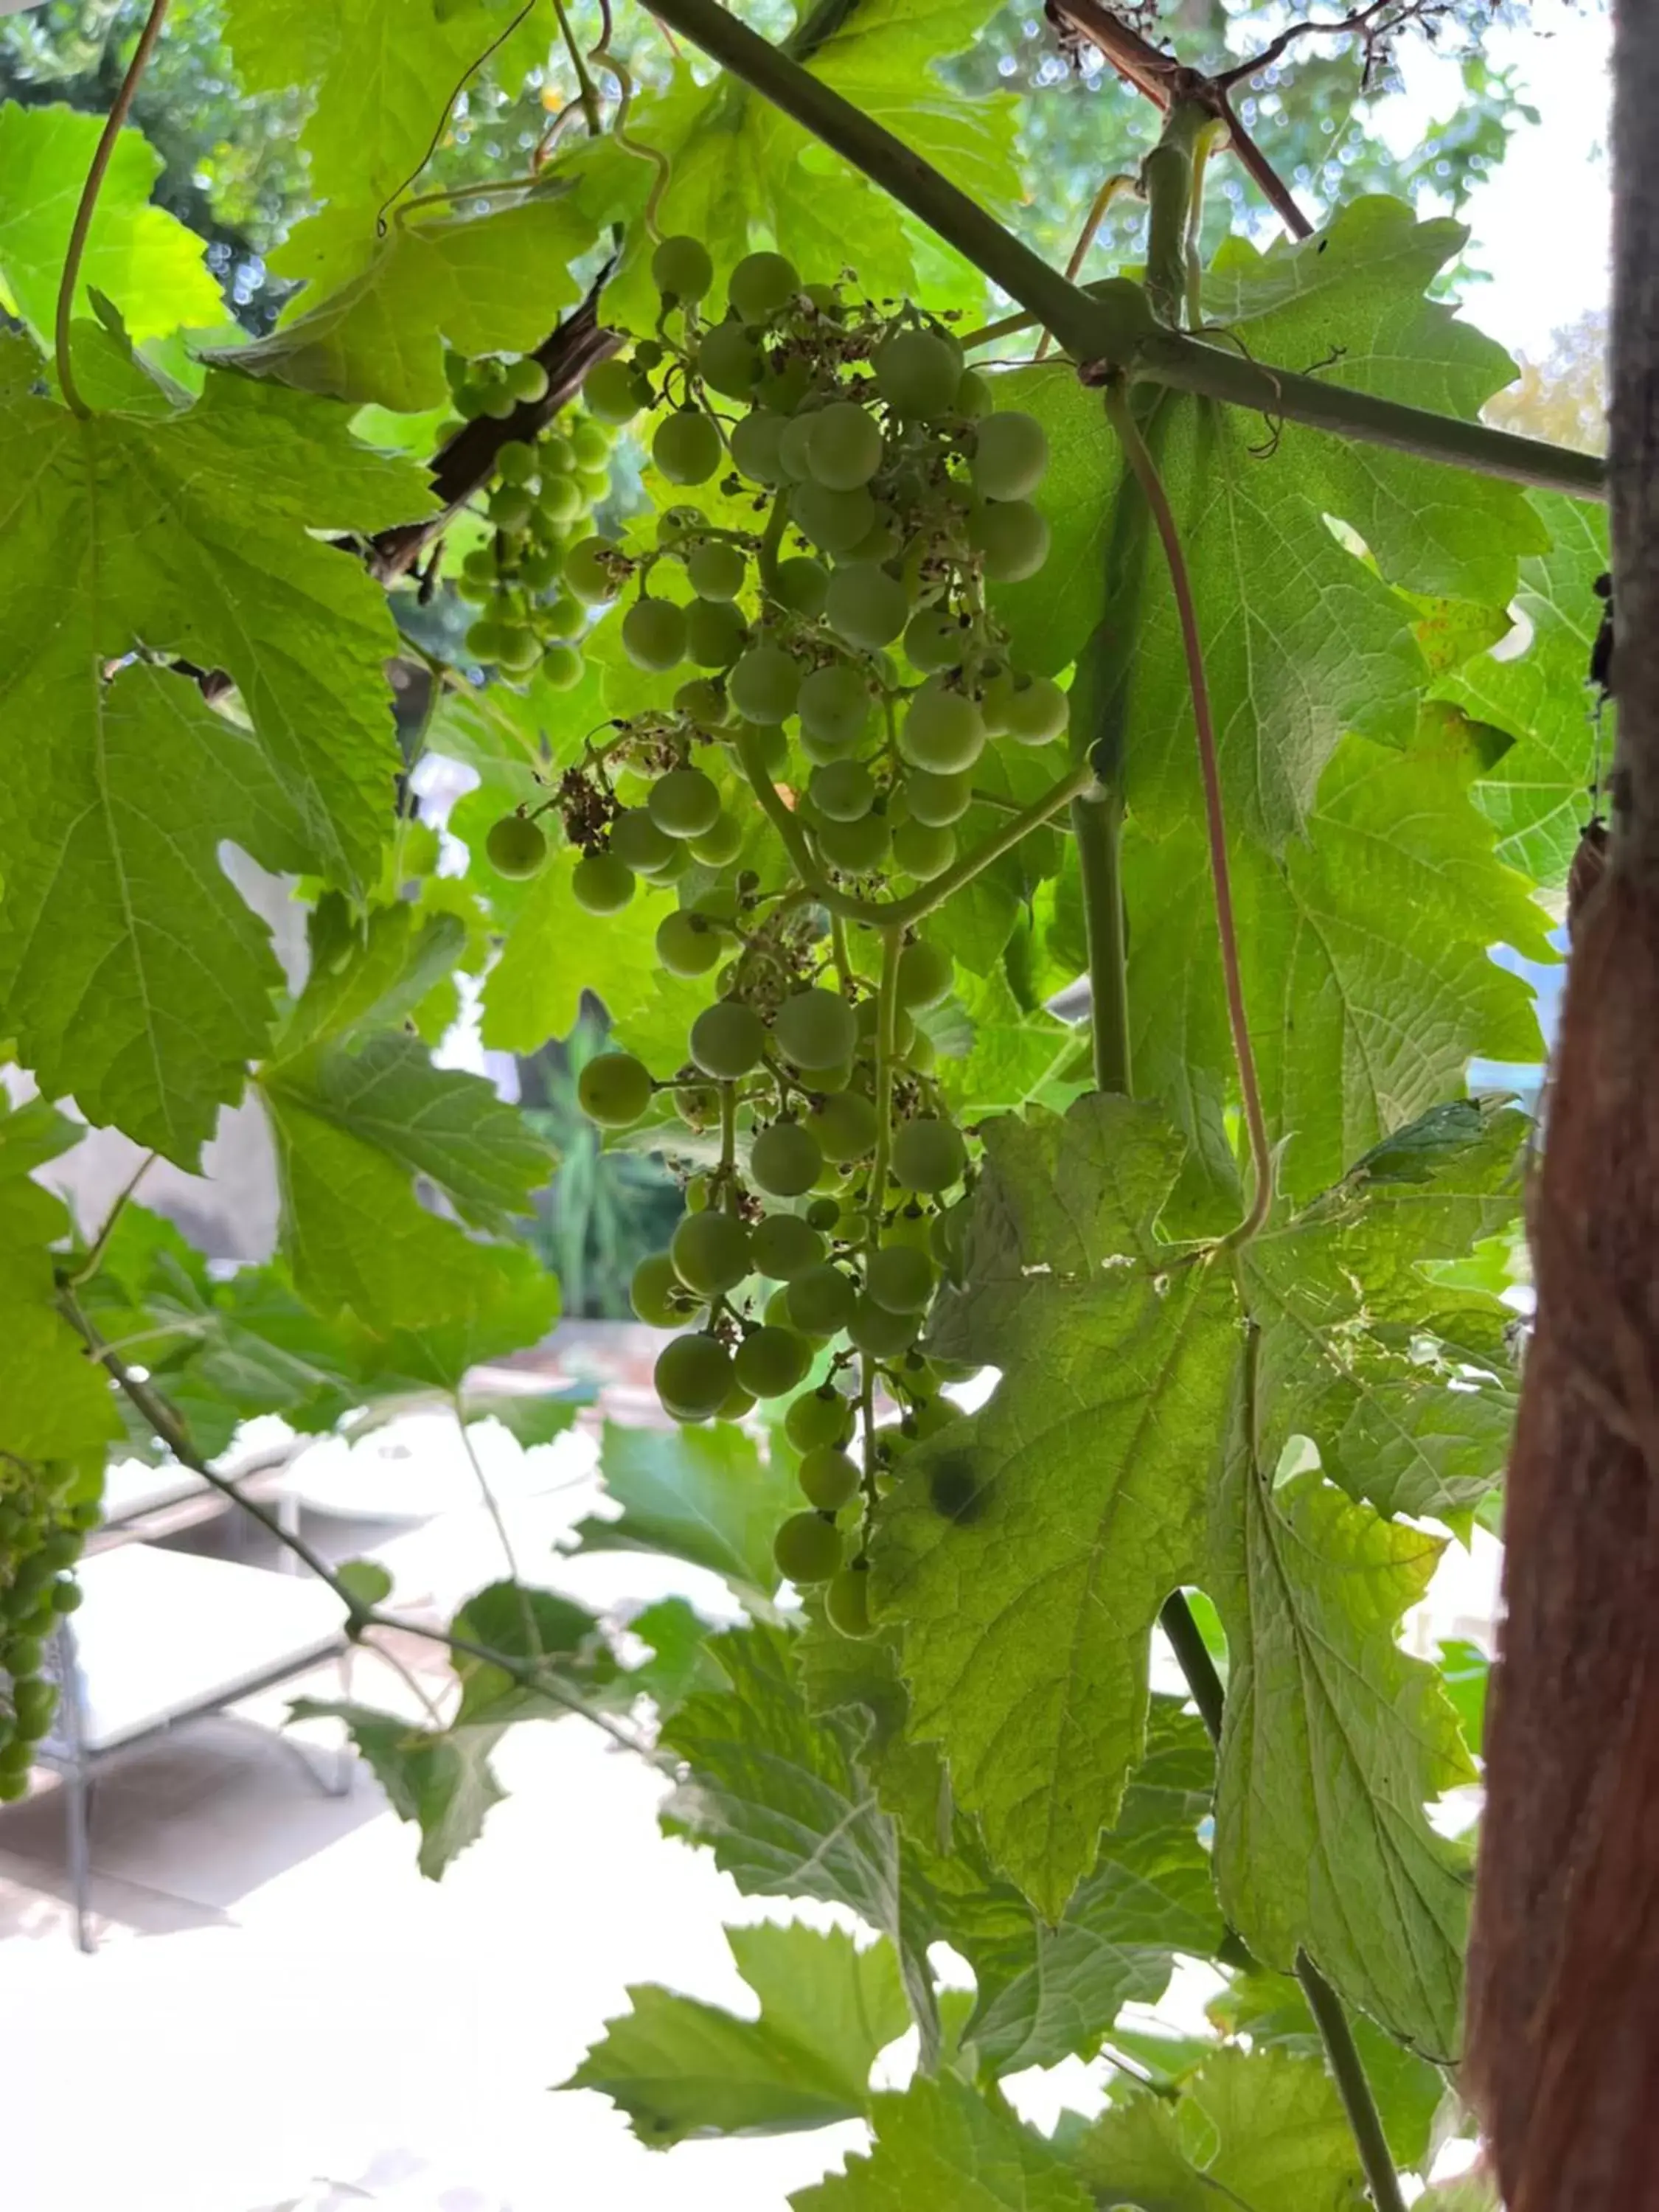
xmin=487 ymin=246 xmax=1071 ymax=1630
xmin=444 ymin=349 xmax=619 ymax=692
xmin=0 ymin=1463 xmax=97 ymax=1801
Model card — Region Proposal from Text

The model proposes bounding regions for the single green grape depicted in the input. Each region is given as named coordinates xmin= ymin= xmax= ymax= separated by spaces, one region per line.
xmin=955 ymin=368 xmax=992 ymax=420
xmin=571 ymin=418 xmax=612 ymax=469
xmin=752 ymin=1214 xmax=826 ymax=1282
xmin=728 ymin=251 xmax=799 ymax=323
xmin=825 ymin=1564 xmax=874 ymax=1638
xmin=809 ymin=759 xmax=876 ymax=822
xmin=730 ymin=409 xmax=787 ymax=484
xmin=1001 ymin=673 xmax=1070 ymax=745
xmin=903 ymin=608 xmax=964 ymax=673
xmin=892 ymin=818 xmax=956 ymax=877
xmin=734 ymin=1324 xmax=812 ymax=1399
xmin=815 ymin=811 xmax=891 ymax=874
xmin=729 ymin=643 xmax=801 ymax=724
xmin=806 ymin=1194 xmax=842 ymax=1231
xmin=675 ymin=675 xmax=728 ymax=723
xmin=790 ymin=483 xmax=877 ymax=557
xmin=891 ymin=1116 xmax=967 ymax=1193
xmin=787 ymin=1262 xmax=857 ymax=1337
xmin=907 ymin=1028 xmax=937 ymax=1074
xmin=656 ymin=908 xmax=724 ymax=978
xmin=654 ymin=411 xmax=724 ymax=487
xmin=631 ymin=1250 xmax=687 ymax=1326
xmin=864 ymin=1242 xmax=936 ymax=1313
xmin=897 ymin=939 xmax=954 ymax=1011
xmin=773 ymin=1511 xmax=842 ymax=1586
xmin=805 ymin=400 xmax=885 ymax=491
xmin=773 ymin=988 xmax=858 ymax=1071
xmin=689 ymin=999 xmax=768 ymax=1079
xmin=689 ymin=810 xmax=743 ymax=866
xmin=686 ymin=540 xmax=747 ymax=601
xmin=484 ymin=813 xmax=546 ymax=880
xmin=970 ymin=410 xmax=1048 ymax=501
xmin=773 ymin=556 xmax=830 ymax=618
xmin=671 ymin=1209 xmax=754 ymax=1295
xmin=798 ymin=1447 xmax=860 ymax=1512
xmin=542 ymin=591 xmax=585 ymax=639
xmin=611 ymin=808 xmax=679 ymax=876
xmin=538 ymin=475 xmax=582 ymax=525
xmin=649 ymin=766 xmax=723 ymax=840
xmin=584 ymin=358 xmax=644 ymax=425
xmin=696 ymin=320 xmax=762 ymax=400
xmin=970 ymin=499 xmax=1050 ymax=582
xmin=873 ymin=327 xmax=961 ymax=416
xmin=751 ymin=1120 xmax=824 ymax=1198
xmin=539 ymin=429 xmax=577 ymax=473
xmin=797 ymin=663 xmax=872 ymax=748
xmin=622 ymin=597 xmax=689 ymax=672
xmin=776 ymin=414 xmax=818 ymax=484
xmin=807 ymin=1088 xmax=879 ymax=1161
xmin=902 ymin=680 xmax=985 ymax=774
xmin=855 ymin=996 xmax=916 ymax=1056
xmin=903 ymin=765 xmax=974 ymax=827
xmin=848 ymin=1294 xmax=920 ymax=1358
xmin=824 ymin=563 xmax=909 ymax=650
xmin=686 ymin=597 xmax=748 ymax=668
xmin=571 ymin=852 xmax=636 ymax=914
xmin=496 ymin=439 xmax=539 ymax=487
xmin=785 ymin=1386 xmax=848 ymax=1452
xmin=578 ymin=1051 xmax=654 ymax=1129
xmin=521 ymin=545 xmax=566 ymax=594
xmin=655 ymin=1334 xmax=734 ymax=1423
xmin=565 ymin=537 xmax=624 ymax=603
xmin=653 ymin=234 xmax=714 ymax=302
xmin=506 ymin=357 xmax=550 ymax=403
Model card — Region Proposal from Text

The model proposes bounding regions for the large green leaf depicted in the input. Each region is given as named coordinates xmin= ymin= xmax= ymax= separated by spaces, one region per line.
xmin=1436 ymin=490 xmax=1609 ymax=885
xmin=793 ymin=2076 xmax=1093 ymax=2212
xmin=217 ymin=195 xmax=597 ymax=410
xmin=870 ymin=1096 xmax=1237 ymax=1918
xmin=573 ymin=1418 xmax=797 ymax=1603
xmin=1207 ymin=1459 xmax=1475 ymax=2063
xmin=1071 ymin=2050 xmax=1367 ymax=2211
xmin=1125 ymin=720 xmax=1549 ymax=1208
xmin=0 ymin=103 xmax=220 ymax=344
xmin=0 ymin=1096 xmax=118 ymax=1461
xmin=565 ymin=1922 xmax=908 ymax=2145
xmin=0 ymin=664 xmax=308 ymax=1162
xmin=996 ymin=200 xmax=1545 ymax=849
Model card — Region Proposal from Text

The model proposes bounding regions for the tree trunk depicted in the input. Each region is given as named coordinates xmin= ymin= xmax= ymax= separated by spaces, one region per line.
xmin=1465 ymin=7 xmax=1659 ymax=2206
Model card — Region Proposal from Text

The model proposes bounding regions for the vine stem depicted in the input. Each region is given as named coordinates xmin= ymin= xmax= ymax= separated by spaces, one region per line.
xmin=640 ymin=0 xmax=1604 ymax=501
xmin=1071 ymin=785 xmax=1130 ymax=1094
xmin=67 ymin=1151 xmax=156 ymax=1287
xmin=61 ymin=1293 xmax=657 ymax=1761
xmin=1105 ymin=379 xmax=1273 ymax=1247
xmin=1295 ymin=1955 xmax=1409 ymax=2212
xmin=858 ymin=925 xmax=904 ymax=1523
xmin=55 ymin=0 xmax=170 ymax=417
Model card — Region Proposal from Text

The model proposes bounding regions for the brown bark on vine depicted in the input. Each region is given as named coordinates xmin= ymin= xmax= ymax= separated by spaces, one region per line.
xmin=1465 ymin=5 xmax=1659 ymax=2205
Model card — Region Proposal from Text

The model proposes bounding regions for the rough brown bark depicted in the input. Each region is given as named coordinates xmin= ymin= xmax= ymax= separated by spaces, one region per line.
xmin=1465 ymin=5 xmax=1659 ymax=2205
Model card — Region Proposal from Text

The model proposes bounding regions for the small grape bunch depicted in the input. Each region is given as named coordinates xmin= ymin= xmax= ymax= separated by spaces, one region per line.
xmin=0 ymin=1464 xmax=98 ymax=1801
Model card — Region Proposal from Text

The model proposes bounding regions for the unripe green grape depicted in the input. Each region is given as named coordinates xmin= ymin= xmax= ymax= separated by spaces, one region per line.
xmin=585 ymin=358 xmax=644 ymax=425
xmin=655 ymin=837 xmax=695 ymax=882
xmin=495 ymin=624 xmax=543 ymax=674
xmin=622 ymin=597 xmax=689 ymax=672
xmin=496 ymin=439 xmax=539 ymax=487
xmin=906 ymin=1028 xmax=936 ymax=1074
xmin=815 ymin=811 xmax=891 ymax=874
xmin=751 ymin=1119 xmax=823 ymax=1197
xmin=728 ymin=250 xmax=799 ymax=323
xmin=571 ymin=851 xmax=636 ymax=914
xmin=465 ymin=617 xmax=509 ymax=664
xmin=902 ymin=680 xmax=985 ymax=774
xmin=2 ymin=1635 xmax=41 ymax=1678
xmin=540 ymin=429 xmax=577 ymax=473
xmin=577 ymin=1051 xmax=654 ymax=1128
xmin=730 ymin=409 xmax=787 ymax=484
xmin=462 ymin=544 xmax=501 ymax=585
xmin=480 ymin=381 xmax=521 ymax=420
xmin=631 ymin=1250 xmax=686 ymax=1326
xmin=970 ymin=499 xmax=1051 ymax=582
xmin=521 ymin=545 xmax=566 ymax=594
xmin=776 ymin=414 xmax=818 ymax=484
xmin=825 ymin=1563 xmax=875 ymax=1638
xmin=649 ymin=766 xmax=723 ymax=840
xmin=12 ymin=1678 xmax=56 ymax=1741
xmin=686 ymin=597 xmax=748 ymax=668
xmin=696 ymin=320 xmax=762 ymax=400
xmin=970 ymin=410 xmax=1048 ymax=501
xmin=577 ymin=467 xmax=610 ymax=504
xmin=506 ymin=356 xmax=550 ymax=403
xmin=810 ymin=759 xmax=875 ymax=822
xmin=808 ymin=1088 xmax=879 ymax=1161
xmin=892 ymin=818 xmax=956 ymax=877
xmin=689 ymin=810 xmax=743 ymax=866
xmin=565 ymin=536 xmax=624 ymax=602
xmin=897 ymin=939 xmax=954 ymax=1011
xmin=904 ymin=765 xmax=973 ymax=827
xmin=655 ymin=1333 xmax=734 ymax=1423
xmin=790 ymin=483 xmax=877 ymax=557
xmin=865 ymin=1242 xmax=935 ymax=1313
xmin=785 ymin=1386 xmax=848 ymax=1451
xmin=734 ymin=1324 xmax=811 ymax=1399
xmin=773 ymin=556 xmax=829 ymax=617
xmin=538 ymin=473 xmax=583 ymax=524
xmin=806 ymin=400 xmax=885 ymax=490
xmin=799 ymin=1446 xmax=860 ymax=1512
xmin=854 ymin=995 xmax=916 ymax=1056
xmin=729 ymin=643 xmax=801 ymax=724
xmin=1002 ymin=673 xmax=1070 ymax=745
xmin=714 ymin=1380 xmax=754 ymax=1422
xmin=689 ymin=999 xmax=768 ymax=1079
xmin=484 ymin=813 xmax=546 ymax=880
xmin=611 ymin=808 xmax=679 ymax=876
xmin=825 ymin=563 xmax=909 ymax=650
xmin=654 ymin=410 xmax=724 ymax=487
xmin=773 ymin=1511 xmax=841 ymax=1585
xmin=675 ymin=676 xmax=728 ymax=723
xmin=686 ymin=540 xmax=747 ymax=601
xmin=891 ymin=1116 xmax=967 ymax=1192
xmin=848 ymin=1294 xmax=919 ymax=1358
xmin=806 ymin=1194 xmax=842 ymax=1232
xmin=656 ymin=908 xmax=724 ymax=978
xmin=773 ymin=987 xmax=858 ymax=1071
xmin=48 ymin=1580 xmax=81 ymax=1615
xmin=541 ymin=592 xmax=585 ymax=639
xmin=797 ymin=663 xmax=871 ymax=748
xmin=571 ymin=418 xmax=611 ymax=468
xmin=787 ymin=1263 xmax=857 ymax=1337
xmin=671 ymin=1209 xmax=754 ymax=1295
xmin=903 ymin=608 xmax=965 ymax=673
xmin=874 ymin=327 xmax=961 ymax=417
xmin=762 ymin=1287 xmax=795 ymax=1330
xmin=653 ymin=233 xmax=714 ymax=301
xmin=752 ymin=1214 xmax=826 ymax=1281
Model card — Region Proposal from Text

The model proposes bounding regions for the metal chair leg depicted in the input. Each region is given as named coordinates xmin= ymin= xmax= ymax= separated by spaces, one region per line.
xmin=63 ymin=1759 xmax=93 ymax=1955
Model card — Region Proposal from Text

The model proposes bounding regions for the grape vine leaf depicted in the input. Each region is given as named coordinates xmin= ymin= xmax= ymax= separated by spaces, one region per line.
xmin=1070 ymin=2049 xmax=1367 ymax=2211
xmin=0 ymin=1096 xmax=119 ymax=1461
xmin=0 ymin=102 xmax=221 ymax=345
xmin=0 ymin=663 xmax=310 ymax=1162
xmin=291 ymin=1700 xmax=507 ymax=1879
xmin=870 ymin=1096 xmax=1237 ymax=1918
xmin=1124 ymin=720 xmax=1549 ymax=1208
xmin=215 ymin=196 xmax=597 ymax=411
xmin=0 ymin=355 xmax=426 ymax=905
xmin=450 ymin=1579 xmax=623 ymax=1725
xmin=481 ymin=846 xmax=678 ymax=1051
xmin=572 ymin=1419 xmax=795 ymax=1604
xmin=1207 ymin=1459 xmax=1475 ymax=2063
xmin=792 ymin=2076 xmax=1093 ymax=2212
xmin=1434 ymin=490 xmax=1608 ymax=886
xmin=565 ymin=1921 xmax=908 ymax=2145
xmin=996 ymin=199 xmax=1546 ymax=849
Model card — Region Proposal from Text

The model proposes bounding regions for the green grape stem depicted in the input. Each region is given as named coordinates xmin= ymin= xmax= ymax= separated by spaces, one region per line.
xmin=858 ymin=923 xmax=905 ymax=1526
